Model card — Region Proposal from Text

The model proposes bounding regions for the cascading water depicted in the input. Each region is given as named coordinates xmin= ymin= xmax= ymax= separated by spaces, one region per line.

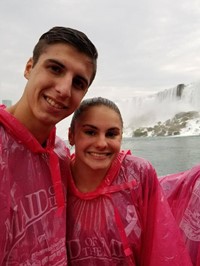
xmin=115 ymin=82 xmax=200 ymax=132
xmin=56 ymin=82 xmax=200 ymax=139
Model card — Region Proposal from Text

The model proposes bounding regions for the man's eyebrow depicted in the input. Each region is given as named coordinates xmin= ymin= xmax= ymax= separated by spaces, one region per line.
xmin=46 ymin=59 xmax=65 ymax=68
xmin=46 ymin=59 xmax=89 ymax=86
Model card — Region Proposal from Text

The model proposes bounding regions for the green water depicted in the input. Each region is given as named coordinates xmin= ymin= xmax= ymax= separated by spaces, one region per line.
xmin=122 ymin=135 xmax=200 ymax=176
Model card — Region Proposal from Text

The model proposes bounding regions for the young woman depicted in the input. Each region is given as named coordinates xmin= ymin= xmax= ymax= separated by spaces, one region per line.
xmin=66 ymin=97 xmax=192 ymax=266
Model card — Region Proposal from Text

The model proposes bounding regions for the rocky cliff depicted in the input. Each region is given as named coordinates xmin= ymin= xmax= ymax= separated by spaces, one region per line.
xmin=132 ymin=111 xmax=200 ymax=137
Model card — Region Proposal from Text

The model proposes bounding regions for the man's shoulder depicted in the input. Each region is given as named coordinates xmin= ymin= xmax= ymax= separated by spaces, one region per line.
xmin=54 ymin=136 xmax=70 ymax=159
xmin=0 ymin=123 xmax=8 ymax=139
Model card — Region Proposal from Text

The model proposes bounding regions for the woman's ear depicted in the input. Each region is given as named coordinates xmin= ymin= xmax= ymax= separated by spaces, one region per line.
xmin=68 ymin=127 xmax=75 ymax=146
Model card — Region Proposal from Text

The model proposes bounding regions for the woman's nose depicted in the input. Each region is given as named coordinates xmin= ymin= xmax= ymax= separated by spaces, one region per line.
xmin=95 ymin=135 xmax=107 ymax=148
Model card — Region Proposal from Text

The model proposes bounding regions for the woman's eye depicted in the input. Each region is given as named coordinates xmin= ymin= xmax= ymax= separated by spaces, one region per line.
xmin=106 ymin=131 xmax=119 ymax=138
xmin=85 ymin=130 xmax=96 ymax=136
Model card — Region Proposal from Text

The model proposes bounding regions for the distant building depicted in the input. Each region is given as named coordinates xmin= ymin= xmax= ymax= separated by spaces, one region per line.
xmin=2 ymin=99 xmax=12 ymax=107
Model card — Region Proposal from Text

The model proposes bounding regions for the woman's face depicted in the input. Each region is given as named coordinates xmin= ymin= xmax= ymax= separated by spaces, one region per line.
xmin=69 ymin=105 xmax=123 ymax=173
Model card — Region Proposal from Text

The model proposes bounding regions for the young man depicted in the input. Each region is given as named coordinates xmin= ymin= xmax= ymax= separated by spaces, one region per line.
xmin=0 ymin=26 xmax=98 ymax=265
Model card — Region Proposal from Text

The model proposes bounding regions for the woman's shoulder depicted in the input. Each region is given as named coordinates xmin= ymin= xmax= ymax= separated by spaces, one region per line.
xmin=122 ymin=150 xmax=155 ymax=170
xmin=118 ymin=150 xmax=158 ymax=185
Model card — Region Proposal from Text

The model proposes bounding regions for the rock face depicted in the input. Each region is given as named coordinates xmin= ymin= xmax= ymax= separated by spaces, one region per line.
xmin=133 ymin=111 xmax=200 ymax=137
xmin=176 ymin=83 xmax=185 ymax=97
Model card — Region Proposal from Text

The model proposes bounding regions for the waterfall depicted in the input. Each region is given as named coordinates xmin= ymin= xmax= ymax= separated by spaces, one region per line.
xmin=57 ymin=82 xmax=200 ymax=139
xmin=115 ymin=82 xmax=200 ymax=130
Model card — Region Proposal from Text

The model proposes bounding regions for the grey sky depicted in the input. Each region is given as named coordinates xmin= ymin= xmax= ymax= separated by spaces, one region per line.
xmin=1 ymin=0 xmax=200 ymax=103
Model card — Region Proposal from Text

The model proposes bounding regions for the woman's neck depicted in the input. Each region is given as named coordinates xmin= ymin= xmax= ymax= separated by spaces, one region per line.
xmin=70 ymin=161 xmax=108 ymax=193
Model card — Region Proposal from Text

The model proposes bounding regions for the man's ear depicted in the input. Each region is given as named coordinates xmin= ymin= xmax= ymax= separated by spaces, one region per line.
xmin=68 ymin=127 xmax=75 ymax=146
xmin=24 ymin=58 xmax=33 ymax=80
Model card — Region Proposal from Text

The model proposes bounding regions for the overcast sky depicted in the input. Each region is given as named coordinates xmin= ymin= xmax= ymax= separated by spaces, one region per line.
xmin=1 ymin=0 xmax=200 ymax=104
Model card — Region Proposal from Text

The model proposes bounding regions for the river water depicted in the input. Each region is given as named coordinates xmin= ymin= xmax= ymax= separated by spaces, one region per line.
xmin=122 ymin=135 xmax=200 ymax=176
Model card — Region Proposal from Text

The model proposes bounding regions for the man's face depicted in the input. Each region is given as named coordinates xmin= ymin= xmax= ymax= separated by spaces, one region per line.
xmin=22 ymin=43 xmax=94 ymax=130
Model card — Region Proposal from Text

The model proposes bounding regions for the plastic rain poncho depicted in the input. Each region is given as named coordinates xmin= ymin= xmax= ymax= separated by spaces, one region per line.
xmin=66 ymin=150 xmax=192 ymax=266
xmin=0 ymin=105 xmax=69 ymax=265
xmin=160 ymin=165 xmax=200 ymax=266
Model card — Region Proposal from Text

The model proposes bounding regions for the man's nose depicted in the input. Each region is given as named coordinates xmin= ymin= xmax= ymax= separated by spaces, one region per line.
xmin=55 ymin=76 xmax=72 ymax=98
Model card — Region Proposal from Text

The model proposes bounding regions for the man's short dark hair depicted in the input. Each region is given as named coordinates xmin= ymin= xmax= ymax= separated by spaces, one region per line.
xmin=32 ymin=26 xmax=98 ymax=84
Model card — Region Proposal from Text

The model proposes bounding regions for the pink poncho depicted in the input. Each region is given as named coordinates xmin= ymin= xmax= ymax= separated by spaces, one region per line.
xmin=66 ymin=150 xmax=192 ymax=265
xmin=160 ymin=165 xmax=200 ymax=266
xmin=0 ymin=106 xmax=69 ymax=265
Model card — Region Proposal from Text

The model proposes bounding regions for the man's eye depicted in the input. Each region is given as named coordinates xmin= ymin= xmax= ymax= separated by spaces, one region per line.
xmin=73 ymin=78 xmax=87 ymax=90
xmin=49 ymin=65 xmax=62 ymax=74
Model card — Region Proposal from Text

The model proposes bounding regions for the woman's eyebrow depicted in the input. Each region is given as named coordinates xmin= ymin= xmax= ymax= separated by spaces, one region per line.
xmin=82 ymin=124 xmax=97 ymax=129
